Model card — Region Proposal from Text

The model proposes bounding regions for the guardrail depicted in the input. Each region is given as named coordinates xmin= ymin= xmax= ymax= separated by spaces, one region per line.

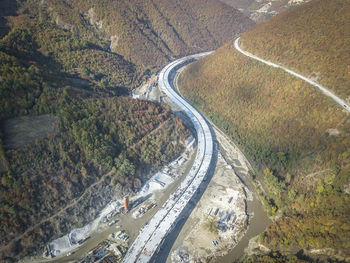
xmin=122 ymin=52 xmax=214 ymax=263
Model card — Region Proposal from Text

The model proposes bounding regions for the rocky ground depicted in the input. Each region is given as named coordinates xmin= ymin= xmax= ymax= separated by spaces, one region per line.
xmin=221 ymin=0 xmax=310 ymax=23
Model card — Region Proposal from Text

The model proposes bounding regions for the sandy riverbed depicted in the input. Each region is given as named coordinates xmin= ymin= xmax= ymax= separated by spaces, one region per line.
xmin=170 ymin=152 xmax=251 ymax=263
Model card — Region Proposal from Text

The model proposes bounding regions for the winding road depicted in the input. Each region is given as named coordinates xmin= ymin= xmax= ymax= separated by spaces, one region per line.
xmin=122 ymin=52 xmax=214 ymax=263
xmin=124 ymin=35 xmax=350 ymax=263
xmin=234 ymin=37 xmax=350 ymax=113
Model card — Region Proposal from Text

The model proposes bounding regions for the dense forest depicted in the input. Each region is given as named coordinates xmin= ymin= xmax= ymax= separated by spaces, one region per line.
xmin=0 ymin=0 xmax=254 ymax=122
xmin=0 ymin=97 xmax=188 ymax=261
xmin=179 ymin=1 xmax=350 ymax=261
xmin=0 ymin=0 xmax=261 ymax=260
xmin=7 ymin=0 xmax=254 ymax=83
xmin=61 ymin=0 xmax=254 ymax=69
xmin=240 ymin=0 xmax=350 ymax=99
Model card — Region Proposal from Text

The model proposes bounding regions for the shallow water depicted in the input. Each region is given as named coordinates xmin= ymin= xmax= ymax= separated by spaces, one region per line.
xmin=214 ymin=194 xmax=271 ymax=263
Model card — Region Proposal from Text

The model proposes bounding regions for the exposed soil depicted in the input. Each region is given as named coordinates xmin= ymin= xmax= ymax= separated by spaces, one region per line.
xmin=170 ymin=153 xmax=250 ymax=262
xmin=220 ymin=0 xmax=310 ymax=23
xmin=2 ymin=114 xmax=58 ymax=149
xmin=135 ymin=71 xmax=271 ymax=262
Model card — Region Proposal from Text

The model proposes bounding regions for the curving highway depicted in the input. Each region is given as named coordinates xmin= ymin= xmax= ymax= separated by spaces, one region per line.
xmin=234 ymin=37 xmax=350 ymax=113
xmin=122 ymin=36 xmax=350 ymax=263
xmin=122 ymin=52 xmax=214 ymax=263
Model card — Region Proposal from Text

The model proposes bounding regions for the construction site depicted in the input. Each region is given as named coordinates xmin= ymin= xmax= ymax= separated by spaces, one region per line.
xmin=37 ymin=52 xmax=269 ymax=263
xmin=131 ymin=58 xmax=270 ymax=263
xmin=170 ymin=152 xmax=250 ymax=262
xmin=38 ymin=129 xmax=197 ymax=263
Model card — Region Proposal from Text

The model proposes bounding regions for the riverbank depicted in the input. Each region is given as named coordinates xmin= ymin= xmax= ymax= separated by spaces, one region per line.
xmin=134 ymin=72 xmax=270 ymax=262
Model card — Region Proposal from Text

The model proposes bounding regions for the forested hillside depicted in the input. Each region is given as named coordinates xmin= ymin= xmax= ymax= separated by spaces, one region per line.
xmin=0 ymin=97 xmax=187 ymax=261
xmin=65 ymin=0 xmax=254 ymax=69
xmin=0 ymin=0 xmax=254 ymax=261
xmin=19 ymin=0 xmax=254 ymax=81
xmin=0 ymin=26 xmax=187 ymax=260
xmin=240 ymin=0 xmax=350 ymax=100
xmin=179 ymin=1 xmax=350 ymax=261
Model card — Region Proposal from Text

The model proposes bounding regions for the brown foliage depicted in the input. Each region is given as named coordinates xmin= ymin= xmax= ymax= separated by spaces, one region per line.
xmin=180 ymin=37 xmax=350 ymax=256
xmin=241 ymin=0 xmax=350 ymax=99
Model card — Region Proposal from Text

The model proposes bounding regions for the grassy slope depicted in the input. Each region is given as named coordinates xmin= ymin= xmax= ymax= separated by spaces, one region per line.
xmin=180 ymin=21 xmax=350 ymax=263
xmin=240 ymin=0 xmax=350 ymax=100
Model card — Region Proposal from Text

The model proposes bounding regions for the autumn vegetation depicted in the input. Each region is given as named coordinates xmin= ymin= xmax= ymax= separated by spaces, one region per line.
xmin=240 ymin=251 xmax=311 ymax=263
xmin=0 ymin=97 xmax=188 ymax=261
xmin=64 ymin=0 xmax=254 ymax=69
xmin=240 ymin=0 xmax=350 ymax=100
xmin=179 ymin=1 xmax=350 ymax=260
xmin=0 ymin=0 xmax=255 ymax=260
